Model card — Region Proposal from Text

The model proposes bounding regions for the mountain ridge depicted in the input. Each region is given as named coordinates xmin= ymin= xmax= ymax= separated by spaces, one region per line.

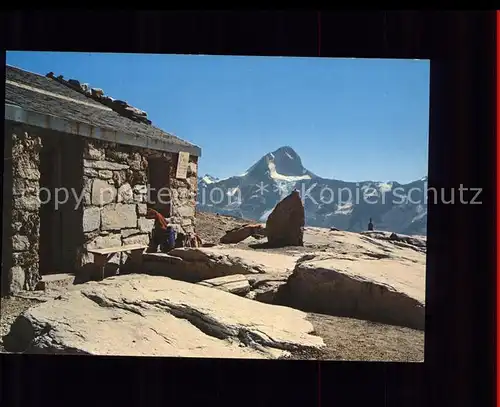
xmin=197 ymin=146 xmax=428 ymax=235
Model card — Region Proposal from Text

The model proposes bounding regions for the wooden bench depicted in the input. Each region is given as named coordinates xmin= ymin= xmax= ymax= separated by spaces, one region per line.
xmin=87 ymin=244 xmax=148 ymax=280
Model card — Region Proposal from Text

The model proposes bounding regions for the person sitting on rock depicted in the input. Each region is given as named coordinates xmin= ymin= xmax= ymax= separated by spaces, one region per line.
xmin=367 ymin=218 xmax=374 ymax=231
xmin=145 ymin=208 xmax=176 ymax=253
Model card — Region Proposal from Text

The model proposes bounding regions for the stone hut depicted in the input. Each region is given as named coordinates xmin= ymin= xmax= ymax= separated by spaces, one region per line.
xmin=3 ymin=65 xmax=201 ymax=295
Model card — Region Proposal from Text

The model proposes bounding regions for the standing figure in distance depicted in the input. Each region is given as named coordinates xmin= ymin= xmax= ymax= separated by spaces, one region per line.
xmin=367 ymin=218 xmax=374 ymax=231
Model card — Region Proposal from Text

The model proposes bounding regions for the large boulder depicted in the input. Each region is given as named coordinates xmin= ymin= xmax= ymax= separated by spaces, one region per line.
xmin=2 ymin=274 xmax=324 ymax=358
xmin=277 ymin=253 xmax=425 ymax=330
xmin=143 ymin=247 xmax=297 ymax=282
xmin=265 ymin=191 xmax=305 ymax=247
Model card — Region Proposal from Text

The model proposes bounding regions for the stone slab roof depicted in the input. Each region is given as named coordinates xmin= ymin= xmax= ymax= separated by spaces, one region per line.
xmin=5 ymin=65 xmax=201 ymax=156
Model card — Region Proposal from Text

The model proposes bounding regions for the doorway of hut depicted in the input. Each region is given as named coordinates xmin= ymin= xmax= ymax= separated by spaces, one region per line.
xmin=147 ymin=157 xmax=172 ymax=218
xmin=38 ymin=132 xmax=84 ymax=276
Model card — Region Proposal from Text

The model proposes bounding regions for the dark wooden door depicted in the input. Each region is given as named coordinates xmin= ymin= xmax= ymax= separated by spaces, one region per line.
xmin=39 ymin=135 xmax=83 ymax=274
xmin=147 ymin=158 xmax=171 ymax=218
xmin=53 ymin=143 xmax=63 ymax=273
xmin=59 ymin=136 xmax=83 ymax=273
xmin=39 ymin=134 xmax=62 ymax=275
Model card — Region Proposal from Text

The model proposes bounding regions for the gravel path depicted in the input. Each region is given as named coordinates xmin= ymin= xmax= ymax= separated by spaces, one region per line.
xmin=284 ymin=312 xmax=424 ymax=362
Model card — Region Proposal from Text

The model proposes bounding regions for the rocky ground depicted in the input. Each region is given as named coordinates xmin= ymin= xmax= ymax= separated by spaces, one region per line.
xmin=0 ymin=297 xmax=37 ymax=352
xmin=1 ymin=211 xmax=426 ymax=361
xmin=195 ymin=211 xmax=249 ymax=243
xmin=195 ymin=212 xmax=425 ymax=361
xmin=1 ymin=286 xmax=424 ymax=361
xmin=291 ymin=313 xmax=424 ymax=361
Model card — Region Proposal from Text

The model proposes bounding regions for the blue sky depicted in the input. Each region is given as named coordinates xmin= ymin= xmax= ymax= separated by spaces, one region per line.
xmin=6 ymin=52 xmax=430 ymax=183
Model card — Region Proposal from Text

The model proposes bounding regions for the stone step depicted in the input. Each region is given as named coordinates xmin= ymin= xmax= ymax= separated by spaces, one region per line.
xmin=13 ymin=289 xmax=66 ymax=303
xmin=36 ymin=273 xmax=76 ymax=291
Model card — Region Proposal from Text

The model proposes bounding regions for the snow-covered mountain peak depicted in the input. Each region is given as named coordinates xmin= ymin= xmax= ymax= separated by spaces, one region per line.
xmin=244 ymin=146 xmax=314 ymax=182
xmin=199 ymin=174 xmax=219 ymax=185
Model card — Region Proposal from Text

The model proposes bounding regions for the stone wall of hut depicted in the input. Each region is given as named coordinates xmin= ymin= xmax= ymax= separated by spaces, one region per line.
xmin=80 ymin=139 xmax=199 ymax=270
xmin=3 ymin=121 xmax=198 ymax=294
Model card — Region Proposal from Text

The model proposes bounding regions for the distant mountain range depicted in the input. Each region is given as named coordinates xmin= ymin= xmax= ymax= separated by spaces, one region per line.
xmin=197 ymin=146 xmax=428 ymax=236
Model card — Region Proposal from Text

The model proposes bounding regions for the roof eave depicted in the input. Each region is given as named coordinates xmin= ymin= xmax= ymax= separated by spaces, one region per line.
xmin=4 ymin=103 xmax=202 ymax=158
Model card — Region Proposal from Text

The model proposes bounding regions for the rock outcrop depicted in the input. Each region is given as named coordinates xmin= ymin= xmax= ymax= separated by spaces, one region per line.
xmin=142 ymin=246 xmax=297 ymax=283
xmin=265 ymin=190 xmax=305 ymax=247
xmin=245 ymin=273 xmax=291 ymax=304
xmin=277 ymin=253 xmax=425 ymax=330
xmin=2 ymin=274 xmax=324 ymax=358
xmin=220 ymin=224 xmax=266 ymax=244
xmin=360 ymin=231 xmax=426 ymax=254
xmin=198 ymin=274 xmax=251 ymax=296
xmin=196 ymin=272 xmax=290 ymax=304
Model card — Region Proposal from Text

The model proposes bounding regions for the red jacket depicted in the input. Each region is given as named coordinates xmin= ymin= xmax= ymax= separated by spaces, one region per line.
xmin=145 ymin=208 xmax=169 ymax=230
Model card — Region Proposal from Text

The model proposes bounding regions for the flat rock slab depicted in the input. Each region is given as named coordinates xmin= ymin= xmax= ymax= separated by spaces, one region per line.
xmin=304 ymin=229 xmax=426 ymax=265
xmin=35 ymin=273 xmax=76 ymax=291
xmin=143 ymin=247 xmax=297 ymax=283
xmin=360 ymin=231 xmax=426 ymax=253
xmin=282 ymin=254 xmax=425 ymax=330
xmin=3 ymin=274 xmax=324 ymax=358
xmin=198 ymin=274 xmax=251 ymax=296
